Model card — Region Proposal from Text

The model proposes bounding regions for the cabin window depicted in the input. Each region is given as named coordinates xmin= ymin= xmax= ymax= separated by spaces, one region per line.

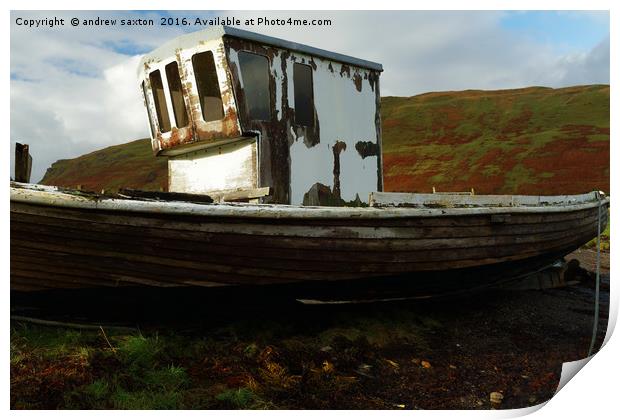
xmin=141 ymin=81 xmax=156 ymax=138
xmin=149 ymin=70 xmax=171 ymax=133
xmin=238 ymin=51 xmax=271 ymax=121
xmin=294 ymin=63 xmax=315 ymax=126
xmin=192 ymin=51 xmax=224 ymax=122
xmin=165 ymin=62 xmax=189 ymax=128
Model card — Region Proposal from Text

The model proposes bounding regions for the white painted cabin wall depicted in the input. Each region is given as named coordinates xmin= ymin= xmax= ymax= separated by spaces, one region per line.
xmin=168 ymin=138 xmax=257 ymax=194
xmin=285 ymin=56 xmax=379 ymax=205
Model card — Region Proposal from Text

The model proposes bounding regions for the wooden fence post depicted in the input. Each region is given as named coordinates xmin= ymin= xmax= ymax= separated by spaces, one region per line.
xmin=14 ymin=143 xmax=32 ymax=183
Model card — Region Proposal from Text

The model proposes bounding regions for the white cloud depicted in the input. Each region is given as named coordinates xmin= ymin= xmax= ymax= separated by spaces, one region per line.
xmin=10 ymin=56 xmax=149 ymax=182
xmin=556 ymin=36 xmax=610 ymax=86
xmin=216 ymin=11 xmax=609 ymax=95
xmin=10 ymin=11 xmax=169 ymax=182
xmin=10 ymin=10 xmax=610 ymax=182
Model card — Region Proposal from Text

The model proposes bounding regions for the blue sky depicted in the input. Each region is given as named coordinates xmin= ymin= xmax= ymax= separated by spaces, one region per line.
xmin=499 ymin=11 xmax=609 ymax=53
xmin=10 ymin=10 xmax=610 ymax=182
xmin=93 ymin=10 xmax=610 ymax=57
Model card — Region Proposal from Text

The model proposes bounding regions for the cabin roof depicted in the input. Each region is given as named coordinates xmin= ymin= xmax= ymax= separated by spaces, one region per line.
xmin=138 ymin=25 xmax=383 ymax=75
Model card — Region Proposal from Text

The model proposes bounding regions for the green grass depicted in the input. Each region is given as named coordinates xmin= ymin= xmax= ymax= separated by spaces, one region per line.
xmin=10 ymin=302 xmax=451 ymax=409
xmin=584 ymin=217 xmax=610 ymax=251
xmin=10 ymin=324 xmax=195 ymax=409
xmin=215 ymin=388 xmax=258 ymax=409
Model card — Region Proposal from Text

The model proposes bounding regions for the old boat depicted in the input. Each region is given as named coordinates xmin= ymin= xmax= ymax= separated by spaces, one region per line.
xmin=10 ymin=26 xmax=609 ymax=294
xmin=10 ymin=183 xmax=609 ymax=294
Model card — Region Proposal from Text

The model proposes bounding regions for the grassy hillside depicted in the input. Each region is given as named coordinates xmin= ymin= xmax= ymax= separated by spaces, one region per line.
xmin=382 ymin=85 xmax=609 ymax=194
xmin=40 ymin=139 xmax=167 ymax=192
xmin=39 ymin=85 xmax=609 ymax=195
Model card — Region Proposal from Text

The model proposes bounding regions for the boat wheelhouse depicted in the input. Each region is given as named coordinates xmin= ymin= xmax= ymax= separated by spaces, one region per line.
xmin=138 ymin=26 xmax=383 ymax=205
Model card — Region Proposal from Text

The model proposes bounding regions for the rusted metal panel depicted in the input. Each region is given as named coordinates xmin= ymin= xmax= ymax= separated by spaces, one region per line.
xmin=138 ymin=36 xmax=243 ymax=155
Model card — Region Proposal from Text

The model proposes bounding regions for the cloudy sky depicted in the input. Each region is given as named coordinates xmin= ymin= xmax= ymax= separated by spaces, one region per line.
xmin=10 ymin=10 xmax=610 ymax=182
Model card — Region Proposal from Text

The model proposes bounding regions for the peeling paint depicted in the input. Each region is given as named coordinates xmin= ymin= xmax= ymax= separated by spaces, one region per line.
xmin=309 ymin=58 xmax=317 ymax=71
xmin=332 ymin=141 xmax=347 ymax=200
xmin=353 ymin=73 xmax=363 ymax=92
xmin=302 ymin=182 xmax=365 ymax=207
xmin=355 ymin=141 xmax=380 ymax=159
xmin=138 ymin=37 xmax=243 ymax=156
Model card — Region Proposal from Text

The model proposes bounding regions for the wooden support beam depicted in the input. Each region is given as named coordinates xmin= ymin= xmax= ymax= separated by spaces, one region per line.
xmin=14 ymin=143 xmax=32 ymax=183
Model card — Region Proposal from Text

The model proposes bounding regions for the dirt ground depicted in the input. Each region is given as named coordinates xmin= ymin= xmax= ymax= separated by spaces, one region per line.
xmin=10 ymin=249 xmax=610 ymax=409
xmin=566 ymin=248 xmax=610 ymax=274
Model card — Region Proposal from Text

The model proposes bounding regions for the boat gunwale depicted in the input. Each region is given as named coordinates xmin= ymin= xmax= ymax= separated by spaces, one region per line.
xmin=10 ymin=183 xmax=609 ymax=220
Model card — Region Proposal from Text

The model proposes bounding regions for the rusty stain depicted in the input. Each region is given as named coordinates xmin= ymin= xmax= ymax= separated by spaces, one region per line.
xmin=143 ymin=40 xmax=242 ymax=156
xmin=339 ymin=64 xmax=351 ymax=78
xmin=301 ymin=182 xmax=364 ymax=207
xmin=224 ymin=37 xmax=324 ymax=204
xmin=355 ymin=141 xmax=379 ymax=159
xmin=302 ymin=183 xmax=340 ymax=206
xmin=368 ymin=71 xmax=379 ymax=93
xmin=373 ymin=75 xmax=383 ymax=191
xmin=328 ymin=63 xmax=334 ymax=73
xmin=225 ymin=37 xmax=293 ymax=204
xmin=353 ymin=73 xmax=363 ymax=92
xmin=332 ymin=141 xmax=347 ymax=200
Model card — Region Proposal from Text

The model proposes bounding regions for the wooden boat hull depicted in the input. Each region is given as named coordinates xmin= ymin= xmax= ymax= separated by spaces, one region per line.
xmin=10 ymin=184 xmax=609 ymax=294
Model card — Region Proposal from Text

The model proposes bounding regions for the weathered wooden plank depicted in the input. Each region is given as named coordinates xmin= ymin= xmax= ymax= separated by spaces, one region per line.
xmin=11 ymin=207 xmax=599 ymax=241
xmin=9 ymin=237 xmax=592 ymax=283
xmin=9 ymin=218 xmax=598 ymax=269
xmin=11 ymin=182 xmax=607 ymax=219
xmin=10 ymin=223 xmax=595 ymax=280
xmin=217 ymin=187 xmax=272 ymax=202
xmin=11 ymin=249 xmax=244 ymax=286
xmin=10 ymin=217 xmax=598 ymax=266
xmin=14 ymin=143 xmax=32 ymax=183
xmin=10 ymin=257 xmax=188 ymax=288
xmin=11 ymin=197 xmax=603 ymax=228
xmin=369 ymin=191 xmax=599 ymax=208
xmin=9 ymin=202 xmax=604 ymax=240
xmin=9 ymin=238 xmax=586 ymax=292
xmin=10 ymin=209 xmax=602 ymax=254
xmin=118 ymin=188 xmax=214 ymax=203
xmin=11 ymin=221 xmax=592 ymax=291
